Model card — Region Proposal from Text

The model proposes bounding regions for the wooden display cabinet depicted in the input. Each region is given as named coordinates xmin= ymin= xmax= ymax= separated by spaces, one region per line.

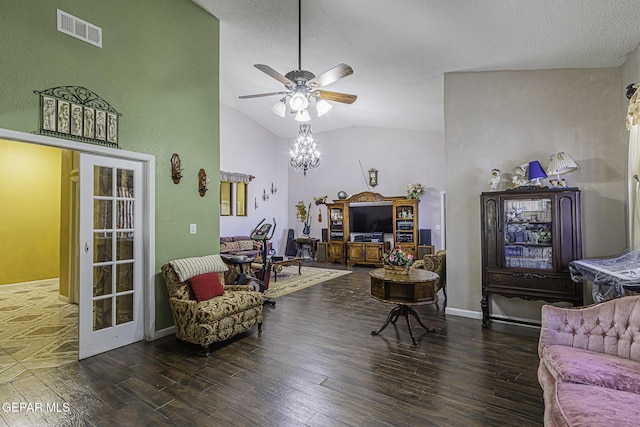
xmin=480 ymin=188 xmax=583 ymax=327
xmin=393 ymin=199 xmax=419 ymax=257
xmin=327 ymin=203 xmax=348 ymax=264
xmin=347 ymin=241 xmax=390 ymax=267
xmin=326 ymin=192 xmax=422 ymax=264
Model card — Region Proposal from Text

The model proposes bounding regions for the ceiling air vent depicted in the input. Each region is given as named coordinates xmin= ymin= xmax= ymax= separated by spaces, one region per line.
xmin=57 ymin=9 xmax=102 ymax=48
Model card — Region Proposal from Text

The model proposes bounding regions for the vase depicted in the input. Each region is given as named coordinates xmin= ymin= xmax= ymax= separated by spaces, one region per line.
xmin=384 ymin=265 xmax=410 ymax=275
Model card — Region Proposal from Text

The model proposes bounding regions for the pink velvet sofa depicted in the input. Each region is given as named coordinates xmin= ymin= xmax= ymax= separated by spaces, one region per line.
xmin=538 ymin=296 xmax=640 ymax=426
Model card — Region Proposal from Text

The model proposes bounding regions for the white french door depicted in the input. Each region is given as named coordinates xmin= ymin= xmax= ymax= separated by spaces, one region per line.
xmin=79 ymin=154 xmax=144 ymax=359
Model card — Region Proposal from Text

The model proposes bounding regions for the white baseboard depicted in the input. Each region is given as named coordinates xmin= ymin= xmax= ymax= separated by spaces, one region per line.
xmin=445 ymin=307 xmax=482 ymax=319
xmin=444 ymin=307 xmax=540 ymax=328
xmin=152 ymin=325 xmax=175 ymax=340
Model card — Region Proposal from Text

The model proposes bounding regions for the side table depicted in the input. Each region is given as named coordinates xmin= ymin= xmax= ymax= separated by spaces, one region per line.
xmin=369 ymin=268 xmax=439 ymax=345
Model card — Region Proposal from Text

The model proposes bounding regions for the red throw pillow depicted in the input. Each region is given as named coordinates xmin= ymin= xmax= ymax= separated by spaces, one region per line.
xmin=189 ymin=272 xmax=224 ymax=302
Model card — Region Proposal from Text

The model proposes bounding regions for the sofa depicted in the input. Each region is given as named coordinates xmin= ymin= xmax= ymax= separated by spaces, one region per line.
xmin=220 ymin=235 xmax=262 ymax=258
xmin=411 ymin=250 xmax=447 ymax=308
xmin=161 ymin=254 xmax=263 ymax=354
xmin=537 ymin=296 xmax=640 ymax=426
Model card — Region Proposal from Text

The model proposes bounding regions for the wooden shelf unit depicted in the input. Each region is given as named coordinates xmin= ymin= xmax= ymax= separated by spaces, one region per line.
xmin=326 ymin=192 xmax=420 ymax=264
xmin=393 ymin=199 xmax=419 ymax=258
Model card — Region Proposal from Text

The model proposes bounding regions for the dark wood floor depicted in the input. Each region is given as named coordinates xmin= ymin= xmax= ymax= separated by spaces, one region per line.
xmin=0 ymin=264 xmax=544 ymax=426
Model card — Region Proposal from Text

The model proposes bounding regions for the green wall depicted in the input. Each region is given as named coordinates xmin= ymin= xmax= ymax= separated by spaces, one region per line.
xmin=0 ymin=0 xmax=220 ymax=330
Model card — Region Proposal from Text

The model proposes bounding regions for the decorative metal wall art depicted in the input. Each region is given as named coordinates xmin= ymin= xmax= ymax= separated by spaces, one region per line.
xmin=35 ymin=86 xmax=121 ymax=148
xmin=171 ymin=153 xmax=183 ymax=184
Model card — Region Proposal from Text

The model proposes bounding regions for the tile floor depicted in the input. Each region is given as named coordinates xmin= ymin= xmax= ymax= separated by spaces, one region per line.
xmin=0 ymin=280 xmax=78 ymax=384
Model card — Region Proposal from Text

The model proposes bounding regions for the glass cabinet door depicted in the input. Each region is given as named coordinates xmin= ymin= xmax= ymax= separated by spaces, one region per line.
xmin=503 ymin=198 xmax=552 ymax=270
xmin=329 ymin=207 xmax=344 ymax=241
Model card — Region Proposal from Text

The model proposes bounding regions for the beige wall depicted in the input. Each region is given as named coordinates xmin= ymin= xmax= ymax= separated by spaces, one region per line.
xmin=444 ymin=68 xmax=627 ymax=322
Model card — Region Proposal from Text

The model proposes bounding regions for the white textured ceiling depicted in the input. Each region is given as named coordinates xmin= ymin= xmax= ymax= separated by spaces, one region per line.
xmin=192 ymin=0 xmax=640 ymax=139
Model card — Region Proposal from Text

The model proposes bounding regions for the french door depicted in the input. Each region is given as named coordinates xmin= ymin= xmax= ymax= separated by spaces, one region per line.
xmin=79 ymin=154 xmax=144 ymax=359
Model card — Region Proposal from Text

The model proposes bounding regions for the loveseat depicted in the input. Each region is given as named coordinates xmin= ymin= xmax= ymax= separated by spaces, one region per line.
xmin=538 ymin=296 xmax=640 ymax=426
xmin=220 ymin=236 xmax=262 ymax=258
xmin=161 ymin=254 xmax=263 ymax=354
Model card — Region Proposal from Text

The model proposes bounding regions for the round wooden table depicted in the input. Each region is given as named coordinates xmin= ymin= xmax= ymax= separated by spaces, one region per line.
xmin=369 ymin=268 xmax=439 ymax=345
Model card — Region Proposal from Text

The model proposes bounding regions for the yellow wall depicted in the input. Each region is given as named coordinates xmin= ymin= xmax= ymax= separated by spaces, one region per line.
xmin=0 ymin=139 xmax=61 ymax=285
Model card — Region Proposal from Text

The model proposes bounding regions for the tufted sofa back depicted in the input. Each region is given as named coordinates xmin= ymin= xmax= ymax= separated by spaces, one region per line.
xmin=161 ymin=254 xmax=229 ymax=301
xmin=538 ymin=295 xmax=640 ymax=361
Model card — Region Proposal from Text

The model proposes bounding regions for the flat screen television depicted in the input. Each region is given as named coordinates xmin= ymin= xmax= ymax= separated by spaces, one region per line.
xmin=349 ymin=204 xmax=393 ymax=233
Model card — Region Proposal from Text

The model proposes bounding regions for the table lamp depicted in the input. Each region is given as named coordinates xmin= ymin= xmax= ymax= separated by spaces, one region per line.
xmin=546 ymin=152 xmax=578 ymax=187
xmin=527 ymin=160 xmax=548 ymax=187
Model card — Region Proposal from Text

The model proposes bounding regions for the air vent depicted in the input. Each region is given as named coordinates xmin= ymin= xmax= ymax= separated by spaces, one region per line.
xmin=57 ymin=9 xmax=102 ymax=48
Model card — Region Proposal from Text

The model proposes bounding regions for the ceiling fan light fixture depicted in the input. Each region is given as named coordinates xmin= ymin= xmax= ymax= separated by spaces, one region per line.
xmin=289 ymin=92 xmax=309 ymax=111
xmin=316 ymin=99 xmax=333 ymax=117
xmin=271 ymin=98 xmax=287 ymax=117
xmin=295 ymin=109 xmax=311 ymax=122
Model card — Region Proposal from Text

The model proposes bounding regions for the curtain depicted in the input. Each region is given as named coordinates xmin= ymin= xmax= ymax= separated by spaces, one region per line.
xmin=628 ymin=125 xmax=640 ymax=249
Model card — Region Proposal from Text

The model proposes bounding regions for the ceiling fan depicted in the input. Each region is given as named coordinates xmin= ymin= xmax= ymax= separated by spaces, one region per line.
xmin=239 ymin=0 xmax=357 ymax=122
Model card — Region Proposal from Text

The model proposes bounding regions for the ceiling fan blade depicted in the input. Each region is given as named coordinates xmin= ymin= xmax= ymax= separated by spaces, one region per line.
xmin=315 ymin=90 xmax=357 ymax=104
xmin=254 ymin=64 xmax=294 ymax=86
xmin=307 ymin=63 xmax=353 ymax=88
xmin=239 ymin=91 xmax=288 ymax=99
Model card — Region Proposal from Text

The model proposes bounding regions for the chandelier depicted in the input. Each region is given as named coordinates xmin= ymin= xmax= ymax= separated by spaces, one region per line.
xmin=289 ymin=123 xmax=320 ymax=175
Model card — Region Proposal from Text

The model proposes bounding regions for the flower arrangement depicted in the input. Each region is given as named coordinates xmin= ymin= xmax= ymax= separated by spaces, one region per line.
xmin=382 ymin=246 xmax=414 ymax=267
xmin=406 ymin=183 xmax=425 ymax=199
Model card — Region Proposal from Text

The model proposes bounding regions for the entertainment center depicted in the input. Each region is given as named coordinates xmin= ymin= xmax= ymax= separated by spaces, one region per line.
xmin=326 ymin=191 xmax=420 ymax=266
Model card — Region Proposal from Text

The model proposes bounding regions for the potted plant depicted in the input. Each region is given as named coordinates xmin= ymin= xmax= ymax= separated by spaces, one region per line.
xmin=382 ymin=246 xmax=414 ymax=275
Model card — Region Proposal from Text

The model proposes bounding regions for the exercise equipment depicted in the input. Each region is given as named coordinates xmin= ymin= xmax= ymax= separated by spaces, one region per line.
xmin=250 ymin=218 xmax=277 ymax=306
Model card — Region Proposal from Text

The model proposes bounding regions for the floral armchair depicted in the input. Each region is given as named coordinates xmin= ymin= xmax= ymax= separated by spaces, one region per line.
xmin=161 ymin=254 xmax=263 ymax=354
xmin=411 ymin=250 xmax=447 ymax=308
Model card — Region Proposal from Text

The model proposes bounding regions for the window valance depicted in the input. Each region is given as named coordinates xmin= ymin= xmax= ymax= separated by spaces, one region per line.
xmin=220 ymin=171 xmax=254 ymax=183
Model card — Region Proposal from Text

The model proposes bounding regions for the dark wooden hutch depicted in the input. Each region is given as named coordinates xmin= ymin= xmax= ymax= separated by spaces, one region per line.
xmin=480 ymin=187 xmax=583 ymax=327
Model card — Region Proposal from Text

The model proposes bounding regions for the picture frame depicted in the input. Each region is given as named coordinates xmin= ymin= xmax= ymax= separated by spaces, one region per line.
xmin=57 ymin=101 xmax=70 ymax=134
xmin=95 ymin=110 xmax=106 ymax=141
xmin=42 ymin=96 xmax=56 ymax=131
xmin=71 ymin=104 xmax=83 ymax=136
xmin=107 ymin=112 xmax=118 ymax=143
xmin=83 ymin=107 xmax=95 ymax=139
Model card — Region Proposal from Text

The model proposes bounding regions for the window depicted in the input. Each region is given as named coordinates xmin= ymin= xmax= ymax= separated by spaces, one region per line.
xmin=236 ymin=182 xmax=247 ymax=216
xmin=220 ymin=181 xmax=232 ymax=216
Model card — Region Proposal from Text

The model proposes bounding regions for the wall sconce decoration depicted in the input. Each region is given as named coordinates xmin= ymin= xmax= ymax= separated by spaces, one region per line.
xmin=255 ymin=197 xmax=258 ymax=210
xmin=171 ymin=153 xmax=183 ymax=184
xmin=368 ymin=168 xmax=378 ymax=187
xmin=271 ymin=182 xmax=278 ymax=194
xmin=262 ymin=189 xmax=270 ymax=202
xmin=198 ymin=168 xmax=209 ymax=197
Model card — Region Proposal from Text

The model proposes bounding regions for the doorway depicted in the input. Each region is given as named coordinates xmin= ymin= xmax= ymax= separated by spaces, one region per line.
xmin=0 ymin=128 xmax=156 ymax=365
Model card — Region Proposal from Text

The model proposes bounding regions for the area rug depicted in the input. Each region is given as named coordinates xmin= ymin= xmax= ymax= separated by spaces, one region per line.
xmin=264 ymin=265 xmax=352 ymax=298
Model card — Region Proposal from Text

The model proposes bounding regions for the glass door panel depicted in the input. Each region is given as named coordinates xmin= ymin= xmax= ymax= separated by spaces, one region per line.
xmin=503 ymin=198 xmax=553 ymax=270
xmin=80 ymin=154 xmax=143 ymax=359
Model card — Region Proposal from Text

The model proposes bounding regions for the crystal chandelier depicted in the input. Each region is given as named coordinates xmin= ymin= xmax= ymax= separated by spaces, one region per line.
xmin=289 ymin=123 xmax=320 ymax=175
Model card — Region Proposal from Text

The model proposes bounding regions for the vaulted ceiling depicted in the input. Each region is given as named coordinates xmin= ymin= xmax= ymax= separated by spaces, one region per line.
xmin=193 ymin=0 xmax=640 ymax=138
